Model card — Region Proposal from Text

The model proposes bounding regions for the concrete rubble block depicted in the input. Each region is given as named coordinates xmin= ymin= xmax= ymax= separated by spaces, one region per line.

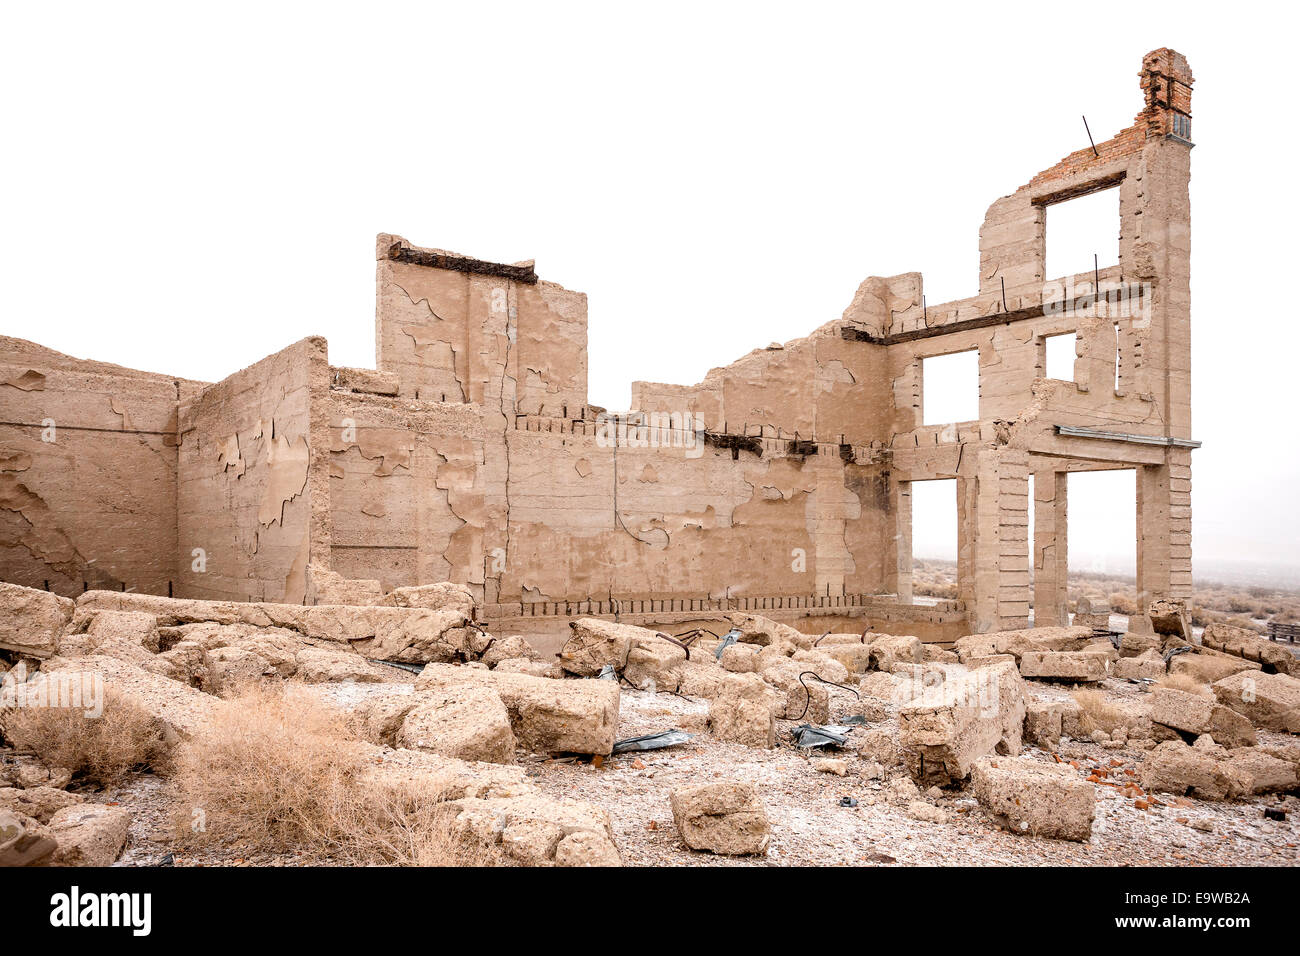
xmin=397 ymin=685 xmax=517 ymax=764
xmin=224 ymin=629 xmax=309 ymax=678
xmin=1202 ymin=622 xmax=1297 ymax=677
xmin=492 ymin=657 xmax=562 ymax=679
xmin=708 ymin=672 xmax=779 ymax=749
xmin=447 ymin=793 xmax=620 ymax=866
xmin=1082 ymin=641 xmax=1120 ymax=663
xmin=719 ymin=643 xmax=760 ymax=673
xmin=201 ymin=645 xmax=273 ymax=695
xmin=39 ymin=655 xmax=223 ymax=739
xmin=479 ymin=634 xmax=541 ymax=669
xmin=143 ymin=640 xmax=208 ymax=685
xmin=898 ymin=660 xmax=1027 ymax=787
xmin=971 ymin=756 xmax=1095 ymax=841
xmin=0 ymin=581 xmax=74 ymax=657
xmin=1024 ymin=700 xmax=1064 ymax=748
xmin=415 ymin=663 xmax=619 ymax=755
xmin=1119 ymin=632 xmax=1162 ymax=657
xmin=336 ymin=606 xmax=488 ymax=664
xmin=923 ymin=646 xmax=960 ymax=664
xmin=385 ymin=582 xmax=476 ymax=614
xmin=953 ymin=626 xmax=1093 ymax=664
xmin=818 ymin=642 xmax=873 ymax=674
xmin=1222 ymin=748 xmax=1299 ymax=795
xmin=74 ymin=591 xmax=487 ymax=664
xmin=353 ymin=693 xmax=419 ymax=746
xmin=1151 ymin=687 xmax=1256 ymax=747
xmin=294 ymin=646 xmax=390 ymax=683
xmin=1113 ymin=654 xmax=1166 ymax=681
xmin=868 ymin=634 xmax=922 ymax=671
xmin=676 ymin=659 xmax=725 ymax=697
xmin=45 ymin=804 xmax=133 ymax=866
xmin=0 ymin=755 xmax=72 ymax=790
xmin=1138 ymin=740 xmax=1249 ymax=801
xmin=669 ymin=782 xmax=771 ymax=855
xmin=726 ymin=612 xmax=812 ymax=650
xmin=305 ymin=563 xmax=384 ymax=606
xmin=623 ymin=634 xmax=689 ymax=692
xmin=1147 ymin=599 xmax=1191 ymax=641
xmin=0 ymin=786 xmax=84 ymax=824
xmin=1018 ymin=651 xmax=1108 ymax=682
xmin=0 ymin=808 xmax=58 ymax=867
xmin=559 ymin=618 xmax=643 ymax=676
xmin=1169 ymin=652 xmax=1259 ymax=685
xmin=1212 ymin=671 xmax=1300 ymax=733
xmin=784 ymin=679 xmax=829 ymax=723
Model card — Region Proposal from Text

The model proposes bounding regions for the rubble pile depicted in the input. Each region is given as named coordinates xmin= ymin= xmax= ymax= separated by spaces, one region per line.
xmin=1 ymin=579 xmax=1296 ymax=867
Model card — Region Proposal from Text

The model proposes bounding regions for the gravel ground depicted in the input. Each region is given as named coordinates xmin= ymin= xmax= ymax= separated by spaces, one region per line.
xmin=70 ymin=674 xmax=1300 ymax=867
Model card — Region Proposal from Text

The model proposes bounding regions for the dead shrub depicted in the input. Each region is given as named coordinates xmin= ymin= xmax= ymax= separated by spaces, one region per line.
xmin=1157 ymin=673 xmax=1213 ymax=697
xmin=1107 ymin=592 xmax=1139 ymax=616
xmin=1072 ymin=688 xmax=1126 ymax=735
xmin=171 ymin=684 xmax=501 ymax=865
xmin=0 ymin=690 xmax=169 ymax=787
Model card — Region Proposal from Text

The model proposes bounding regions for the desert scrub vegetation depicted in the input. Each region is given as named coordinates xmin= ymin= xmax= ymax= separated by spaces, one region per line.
xmin=913 ymin=559 xmax=1299 ymax=632
xmin=1071 ymin=689 xmax=1128 ymax=736
xmin=0 ymin=689 xmax=170 ymax=787
xmin=1156 ymin=673 xmax=1213 ymax=697
xmin=170 ymin=684 xmax=502 ymax=866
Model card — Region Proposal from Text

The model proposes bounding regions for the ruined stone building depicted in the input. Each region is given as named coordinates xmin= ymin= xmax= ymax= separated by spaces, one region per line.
xmin=0 ymin=50 xmax=1196 ymax=651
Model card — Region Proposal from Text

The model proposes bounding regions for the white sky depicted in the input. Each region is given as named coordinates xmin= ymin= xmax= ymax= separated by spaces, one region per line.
xmin=1 ymin=3 xmax=1296 ymax=582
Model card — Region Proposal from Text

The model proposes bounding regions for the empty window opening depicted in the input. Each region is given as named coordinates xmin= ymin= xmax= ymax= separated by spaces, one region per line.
xmin=1044 ymin=332 xmax=1077 ymax=381
xmin=922 ymin=350 xmax=979 ymax=425
xmin=1045 ymin=187 xmax=1120 ymax=281
xmin=911 ymin=478 xmax=958 ymax=602
xmin=1067 ymin=469 xmax=1136 ymax=585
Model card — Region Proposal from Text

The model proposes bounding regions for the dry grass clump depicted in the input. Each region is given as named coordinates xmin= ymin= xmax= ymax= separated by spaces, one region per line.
xmin=0 ymin=689 xmax=169 ymax=787
xmin=1071 ymin=688 xmax=1127 ymax=735
xmin=1156 ymin=672 xmax=1214 ymax=697
xmin=170 ymin=684 xmax=501 ymax=866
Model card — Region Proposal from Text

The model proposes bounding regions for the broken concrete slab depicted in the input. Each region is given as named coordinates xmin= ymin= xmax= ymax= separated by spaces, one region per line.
xmin=1169 ymin=652 xmax=1259 ymax=685
xmin=1151 ymin=687 xmax=1256 ymax=748
xmin=1139 ymin=740 xmax=1248 ymax=801
xmin=0 ymin=581 xmax=73 ymax=657
xmin=972 ymin=756 xmax=1095 ymax=841
xmin=385 ymin=581 xmax=476 ymax=614
xmin=1113 ymin=654 xmax=1166 ymax=681
xmin=559 ymin=618 xmax=641 ymax=676
xmin=670 ymin=782 xmax=770 ymax=855
xmin=447 ymin=793 xmax=620 ymax=866
xmin=414 ymin=663 xmax=619 ymax=755
xmin=1147 ymin=599 xmax=1192 ymax=642
xmin=708 ymin=672 xmax=779 ymax=749
xmin=1212 ymin=670 xmax=1300 ymax=733
xmin=953 ymin=626 xmax=1093 ymax=665
xmin=1201 ymin=622 xmax=1297 ymax=677
xmin=39 ymin=654 xmax=223 ymax=738
xmin=1018 ymin=650 xmax=1108 ymax=682
xmin=898 ymin=660 xmax=1027 ymax=787
xmin=45 ymin=804 xmax=133 ymax=866
xmin=397 ymin=685 xmax=517 ymax=764
xmin=293 ymin=646 xmax=390 ymax=683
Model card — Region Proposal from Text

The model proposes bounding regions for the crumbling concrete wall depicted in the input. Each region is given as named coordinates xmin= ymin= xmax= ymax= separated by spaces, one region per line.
xmin=176 ymin=337 xmax=331 ymax=604
xmin=0 ymin=337 xmax=196 ymax=597
xmin=326 ymin=389 xmax=486 ymax=596
xmin=0 ymin=49 xmax=1197 ymax=640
